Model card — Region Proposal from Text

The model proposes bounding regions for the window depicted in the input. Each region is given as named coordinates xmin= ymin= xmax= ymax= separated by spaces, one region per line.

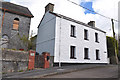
xmin=13 ymin=18 xmax=19 ymax=30
xmin=84 ymin=29 xmax=88 ymax=40
xmin=95 ymin=33 xmax=99 ymax=42
xmin=84 ymin=48 xmax=89 ymax=59
xmin=70 ymin=46 xmax=76 ymax=59
xmin=2 ymin=34 xmax=9 ymax=48
xmin=70 ymin=25 xmax=76 ymax=37
xmin=96 ymin=50 xmax=100 ymax=60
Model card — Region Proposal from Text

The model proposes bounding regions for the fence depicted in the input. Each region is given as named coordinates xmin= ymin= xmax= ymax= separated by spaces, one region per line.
xmin=35 ymin=55 xmax=44 ymax=68
xmin=35 ymin=55 xmax=54 ymax=68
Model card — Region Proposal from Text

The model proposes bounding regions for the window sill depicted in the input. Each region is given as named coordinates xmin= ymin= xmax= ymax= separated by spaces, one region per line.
xmin=12 ymin=29 xmax=19 ymax=31
xmin=70 ymin=57 xmax=77 ymax=59
xmin=84 ymin=58 xmax=90 ymax=60
xmin=84 ymin=38 xmax=89 ymax=41
xmin=70 ymin=35 xmax=76 ymax=38
xmin=96 ymin=59 xmax=100 ymax=60
xmin=95 ymin=41 xmax=99 ymax=43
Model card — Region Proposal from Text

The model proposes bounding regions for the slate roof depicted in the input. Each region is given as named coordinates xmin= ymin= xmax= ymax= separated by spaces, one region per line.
xmin=49 ymin=11 xmax=106 ymax=33
xmin=1 ymin=1 xmax=33 ymax=18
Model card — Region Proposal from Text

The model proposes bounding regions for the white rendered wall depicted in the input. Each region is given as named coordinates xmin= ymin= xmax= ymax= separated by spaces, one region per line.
xmin=36 ymin=12 xmax=56 ymax=56
xmin=54 ymin=17 xmax=108 ymax=63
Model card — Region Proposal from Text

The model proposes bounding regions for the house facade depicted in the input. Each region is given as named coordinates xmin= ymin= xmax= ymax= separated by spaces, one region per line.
xmin=1 ymin=1 xmax=33 ymax=50
xmin=36 ymin=3 xmax=109 ymax=64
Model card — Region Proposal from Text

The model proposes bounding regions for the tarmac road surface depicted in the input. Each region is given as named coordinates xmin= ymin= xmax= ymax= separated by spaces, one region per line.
xmin=44 ymin=65 xmax=118 ymax=78
xmin=3 ymin=64 xmax=118 ymax=79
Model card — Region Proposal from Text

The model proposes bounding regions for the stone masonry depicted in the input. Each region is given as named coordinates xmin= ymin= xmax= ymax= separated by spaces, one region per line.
xmin=1 ymin=1 xmax=33 ymax=50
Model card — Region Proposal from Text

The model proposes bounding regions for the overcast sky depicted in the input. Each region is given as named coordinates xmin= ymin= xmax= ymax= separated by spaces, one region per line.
xmin=4 ymin=0 xmax=120 ymax=37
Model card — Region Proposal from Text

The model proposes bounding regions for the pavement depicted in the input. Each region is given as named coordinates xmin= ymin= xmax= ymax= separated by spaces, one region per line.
xmin=2 ymin=64 xmax=118 ymax=78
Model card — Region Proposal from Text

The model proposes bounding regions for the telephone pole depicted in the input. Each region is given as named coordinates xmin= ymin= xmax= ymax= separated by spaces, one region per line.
xmin=111 ymin=19 xmax=118 ymax=64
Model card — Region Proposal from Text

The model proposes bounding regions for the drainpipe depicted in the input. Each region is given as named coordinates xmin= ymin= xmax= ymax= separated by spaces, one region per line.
xmin=59 ymin=16 xmax=63 ymax=68
xmin=1 ymin=9 xmax=6 ymax=29
xmin=0 ymin=9 xmax=6 ymax=47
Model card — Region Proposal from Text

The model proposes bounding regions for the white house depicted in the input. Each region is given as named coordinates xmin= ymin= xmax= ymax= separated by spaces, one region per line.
xmin=36 ymin=3 xmax=109 ymax=65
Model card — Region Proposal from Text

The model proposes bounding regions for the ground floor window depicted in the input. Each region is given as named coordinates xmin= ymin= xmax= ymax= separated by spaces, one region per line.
xmin=70 ymin=46 xmax=76 ymax=59
xmin=96 ymin=50 xmax=100 ymax=60
xmin=84 ymin=48 xmax=89 ymax=59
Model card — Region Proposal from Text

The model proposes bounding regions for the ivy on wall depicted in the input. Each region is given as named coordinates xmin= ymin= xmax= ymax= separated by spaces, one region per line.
xmin=106 ymin=36 xmax=119 ymax=60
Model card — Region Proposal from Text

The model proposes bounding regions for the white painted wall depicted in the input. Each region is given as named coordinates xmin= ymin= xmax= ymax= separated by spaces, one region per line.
xmin=36 ymin=12 xmax=56 ymax=56
xmin=54 ymin=16 xmax=108 ymax=63
xmin=37 ymin=12 xmax=108 ymax=63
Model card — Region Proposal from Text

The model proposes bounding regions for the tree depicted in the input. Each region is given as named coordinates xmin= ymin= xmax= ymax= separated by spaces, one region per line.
xmin=18 ymin=30 xmax=36 ymax=51
xmin=106 ymin=36 xmax=119 ymax=64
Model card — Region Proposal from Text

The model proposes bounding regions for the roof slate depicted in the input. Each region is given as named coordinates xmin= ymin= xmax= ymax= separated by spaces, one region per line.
xmin=1 ymin=1 xmax=33 ymax=18
xmin=49 ymin=11 xmax=106 ymax=33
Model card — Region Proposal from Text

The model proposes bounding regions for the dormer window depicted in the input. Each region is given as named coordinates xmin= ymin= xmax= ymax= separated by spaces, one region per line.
xmin=13 ymin=18 xmax=19 ymax=30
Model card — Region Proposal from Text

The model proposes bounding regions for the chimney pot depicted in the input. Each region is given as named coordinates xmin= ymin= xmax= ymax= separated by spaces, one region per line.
xmin=45 ymin=3 xmax=54 ymax=13
xmin=88 ymin=21 xmax=95 ymax=27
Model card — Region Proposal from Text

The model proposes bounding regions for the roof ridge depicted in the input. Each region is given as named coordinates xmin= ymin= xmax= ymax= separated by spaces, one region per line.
xmin=1 ymin=1 xmax=34 ymax=18
xmin=2 ymin=1 xmax=28 ymax=9
xmin=49 ymin=11 xmax=89 ymax=25
xmin=49 ymin=11 xmax=106 ymax=33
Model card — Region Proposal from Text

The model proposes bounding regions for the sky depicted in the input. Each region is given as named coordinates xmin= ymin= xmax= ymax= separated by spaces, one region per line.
xmin=3 ymin=0 xmax=120 ymax=37
xmin=80 ymin=2 xmax=96 ymax=14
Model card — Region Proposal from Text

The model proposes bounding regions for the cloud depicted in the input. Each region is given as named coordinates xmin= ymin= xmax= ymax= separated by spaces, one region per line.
xmin=82 ymin=0 xmax=93 ymax=2
xmin=10 ymin=0 xmax=84 ymax=36
xmin=9 ymin=0 xmax=119 ymax=37
xmin=4 ymin=0 xmax=10 ymax=2
xmin=92 ymin=0 xmax=119 ymax=36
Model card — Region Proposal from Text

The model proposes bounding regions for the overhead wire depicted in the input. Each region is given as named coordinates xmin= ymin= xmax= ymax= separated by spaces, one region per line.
xmin=67 ymin=0 xmax=119 ymax=23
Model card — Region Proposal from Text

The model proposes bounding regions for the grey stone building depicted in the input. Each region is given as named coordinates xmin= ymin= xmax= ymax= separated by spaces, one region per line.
xmin=0 ymin=1 xmax=33 ymax=50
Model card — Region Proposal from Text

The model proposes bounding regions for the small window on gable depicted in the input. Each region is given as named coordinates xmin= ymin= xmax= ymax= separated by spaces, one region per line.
xmin=13 ymin=18 xmax=19 ymax=30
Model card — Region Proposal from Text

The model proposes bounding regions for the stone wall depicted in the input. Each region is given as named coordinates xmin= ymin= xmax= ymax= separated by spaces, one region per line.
xmin=2 ymin=49 xmax=54 ymax=73
xmin=2 ymin=49 xmax=29 ymax=73
xmin=2 ymin=11 xmax=31 ymax=50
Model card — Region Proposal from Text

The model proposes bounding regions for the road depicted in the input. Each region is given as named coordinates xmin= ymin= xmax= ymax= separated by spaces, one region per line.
xmin=44 ymin=65 xmax=118 ymax=78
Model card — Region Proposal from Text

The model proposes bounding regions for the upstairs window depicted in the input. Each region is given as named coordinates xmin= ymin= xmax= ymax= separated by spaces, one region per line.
xmin=96 ymin=50 xmax=100 ymax=60
xmin=84 ymin=48 xmax=89 ymax=59
xmin=70 ymin=25 xmax=76 ymax=37
xmin=95 ymin=33 xmax=99 ymax=42
xmin=84 ymin=29 xmax=88 ymax=40
xmin=70 ymin=46 xmax=76 ymax=59
xmin=13 ymin=18 xmax=19 ymax=30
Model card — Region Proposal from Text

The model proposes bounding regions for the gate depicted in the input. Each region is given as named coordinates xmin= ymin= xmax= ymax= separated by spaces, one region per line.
xmin=35 ymin=52 xmax=50 ymax=69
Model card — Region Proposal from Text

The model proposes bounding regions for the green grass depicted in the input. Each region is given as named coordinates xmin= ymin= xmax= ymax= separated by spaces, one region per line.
xmin=19 ymin=70 xmax=24 ymax=72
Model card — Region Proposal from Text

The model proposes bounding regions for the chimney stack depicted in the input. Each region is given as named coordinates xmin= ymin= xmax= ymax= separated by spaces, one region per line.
xmin=45 ymin=3 xmax=54 ymax=13
xmin=88 ymin=21 xmax=95 ymax=27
